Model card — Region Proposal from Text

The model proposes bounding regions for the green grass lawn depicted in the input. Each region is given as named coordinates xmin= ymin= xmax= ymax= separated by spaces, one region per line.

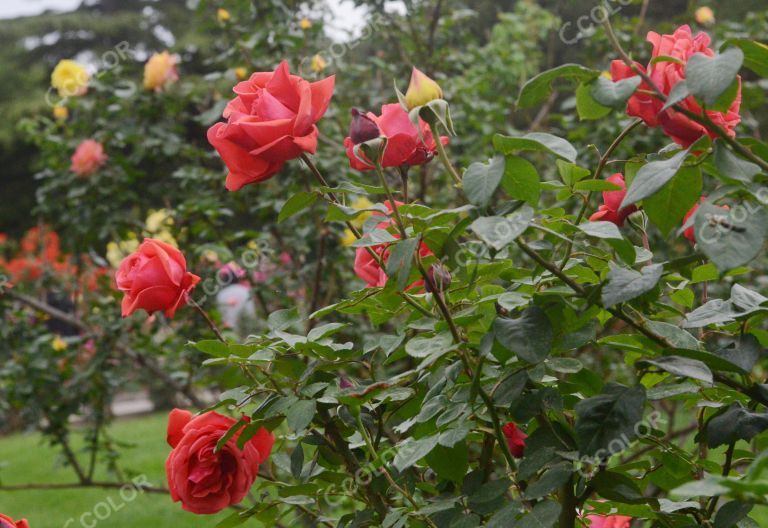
xmin=0 ymin=413 xmax=229 ymax=528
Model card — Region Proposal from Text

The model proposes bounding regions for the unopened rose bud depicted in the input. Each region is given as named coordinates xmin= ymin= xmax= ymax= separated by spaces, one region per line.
xmin=349 ymin=108 xmax=380 ymax=145
xmin=217 ymin=8 xmax=230 ymax=22
xmin=404 ymin=67 xmax=443 ymax=109
xmin=425 ymin=263 xmax=451 ymax=294
xmin=694 ymin=6 xmax=714 ymax=26
xmin=234 ymin=67 xmax=247 ymax=80
xmin=339 ymin=376 xmax=354 ymax=389
xmin=299 ymin=18 xmax=312 ymax=30
xmin=311 ymin=54 xmax=327 ymax=73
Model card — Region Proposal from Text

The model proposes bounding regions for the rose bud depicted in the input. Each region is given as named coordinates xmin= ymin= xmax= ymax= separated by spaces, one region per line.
xmin=425 ymin=263 xmax=451 ymax=294
xmin=0 ymin=514 xmax=29 ymax=528
xmin=404 ymin=67 xmax=443 ymax=109
xmin=339 ymin=376 xmax=354 ymax=389
xmin=166 ymin=409 xmax=274 ymax=514
xmin=349 ymin=108 xmax=381 ymax=145
xmin=116 ymin=238 xmax=200 ymax=318
xmin=217 ymin=8 xmax=230 ymax=22
xmin=502 ymin=421 xmax=527 ymax=458
xmin=694 ymin=6 xmax=714 ymax=26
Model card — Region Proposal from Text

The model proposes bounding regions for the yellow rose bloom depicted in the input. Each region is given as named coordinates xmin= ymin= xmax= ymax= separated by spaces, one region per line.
xmin=217 ymin=8 xmax=231 ymax=22
xmin=51 ymin=59 xmax=89 ymax=97
xmin=52 ymin=336 xmax=68 ymax=352
xmin=341 ymin=229 xmax=357 ymax=247
xmin=299 ymin=18 xmax=312 ymax=30
xmin=53 ymin=105 xmax=69 ymax=121
xmin=311 ymin=54 xmax=327 ymax=73
xmin=143 ymin=51 xmax=179 ymax=92
xmin=234 ymin=67 xmax=248 ymax=80
xmin=349 ymin=197 xmax=375 ymax=229
xmin=694 ymin=6 xmax=714 ymax=26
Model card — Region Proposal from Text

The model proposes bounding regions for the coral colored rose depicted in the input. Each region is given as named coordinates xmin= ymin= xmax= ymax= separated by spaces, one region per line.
xmin=502 ymin=422 xmax=527 ymax=458
xmin=166 ymin=409 xmax=275 ymax=514
xmin=344 ymin=103 xmax=447 ymax=170
xmin=585 ymin=514 xmax=632 ymax=528
xmin=116 ymin=238 xmax=200 ymax=318
xmin=207 ymin=60 xmax=335 ymax=191
xmin=589 ymin=173 xmax=638 ymax=226
xmin=0 ymin=514 xmax=29 ymax=528
xmin=353 ymin=201 xmax=433 ymax=288
xmin=611 ymin=25 xmax=741 ymax=147
xmin=70 ymin=139 xmax=108 ymax=177
xmin=144 ymin=51 xmax=179 ymax=92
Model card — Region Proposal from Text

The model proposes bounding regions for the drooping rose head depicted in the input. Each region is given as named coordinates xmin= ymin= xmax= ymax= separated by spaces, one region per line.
xmin=144 ymin=51 xmax=179 ymax=92
xmin=51 ymin=59 xmax=89 ymax=97
xmin=166 ymin=409 xmax=275 ymax=514
xmin=0 ymin=514 xmax=29 ymax=528
xmin=502 ymin=421 xmax=527 ymax=458
xmin=585 ymin=514 xmax=632 ymax=528
xmin=353 ymin=201 xmax=433 ymax=289
xmin=589 ymin=173 xmax=638 ymax=227
xmin=404 ymin=67 xmax=443 ymax=109
xmin=207 ymin=60 xmax=335 ymax=191
xmin=611 ymin=25 xmax=741 ymax=147
xmin=70 ymin=139 xmax=108 ymax=177
xmin=116 ymin=238 xmax=200 ymax=318
xmin=344 ymin=104 xmax=447 ymax=171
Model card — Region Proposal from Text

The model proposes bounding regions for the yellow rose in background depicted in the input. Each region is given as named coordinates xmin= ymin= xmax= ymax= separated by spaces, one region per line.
xmin=143 ymin=51 xmax=179 ymax=92
xmin=51 ymin=59 xmax=89 ymax=97
xmin=52 ymin=336 xmax=68 ymax=352
xmin=106 ymin=238 xmax=140 ymax=268
xmin=53 ymin=105 xmax=69 ymax=121
xmin=299 ymin=18 xmax=312 ymax=30
xmin=341 ymin=197 xmax=375 ymax=247
xmin=311 ymin=54 xmax=327 ymax=73
xmin=234 ymin=67 xmax=248 ymax=80
xmin=217 ymin=8 xmax=231 ymax=22
xmin=694 ymin=6 xmax=714 ymax=26
xmin=145 ymin=209 xmax=178 ymax=247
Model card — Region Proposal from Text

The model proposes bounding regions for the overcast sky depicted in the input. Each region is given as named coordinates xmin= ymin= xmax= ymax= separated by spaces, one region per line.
xmin=0 ymin=0 xmax=370 ymax=39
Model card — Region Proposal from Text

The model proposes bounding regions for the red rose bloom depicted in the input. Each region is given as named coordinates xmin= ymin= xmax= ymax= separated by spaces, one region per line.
xmin=116 ymin=238 xmax=200 ymax=318
xmin=343 ymin=103 xmax=447 ymax=170
xmin=353 ymin=201 xmax=433 ymax=288
xmin=611 ymin=25 xmax=741 ymax=147
xmin=0 ymin=514 xmax=29 ymax=528
xmin=70 ymin=139 xmax=108 ymax=177
xmin=166 ymin=409 xmax=275 ymax=514
xmin=589 ymin=173 xmax=638 ymax=226
xmin=207 ymin=60 xmax=335 ymax=191
xmin=585 ymin=514 xmax=632 ymax=528
xmin=502 ymin=421 xmax=527 ymax=458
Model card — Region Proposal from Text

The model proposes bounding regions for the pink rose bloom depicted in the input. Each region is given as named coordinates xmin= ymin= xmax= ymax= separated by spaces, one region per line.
xmin=585 ymin=515 xmax=632 ymax=528
xmin=589 ymin=173 xmax=638 ymax=227
xmin=612 ymin=25 xmax=741 ymax=147
xmin=70 ymin=139 xmax=108 ymax=177
xmin=344 ymin=103 xmax=447 ymax=171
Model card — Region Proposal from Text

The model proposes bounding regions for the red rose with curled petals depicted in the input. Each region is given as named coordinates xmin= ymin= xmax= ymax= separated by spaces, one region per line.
xmin=502 ymin=421 xmax=527 ymax=458
xmin=115 ymin=238 xmax=200 ymax=318
xmin=0 ymin=514 xmax=29 ymax=528
xmin=589 ymin=173 xmax=638 ymax=227
xmin=207 ymin=60 xmax=335 ymax=191
xmin=353 ymin=201 xmax=434 ymax=288
xmin=166 ymin=409 xmax=275 ymax=514
xmin=611 ymin=25 xmax=741 ymax=148
xmin=344 ymin=103 xmax=447 ymax=170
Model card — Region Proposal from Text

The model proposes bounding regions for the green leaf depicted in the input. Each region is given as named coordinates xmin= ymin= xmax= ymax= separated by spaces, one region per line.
xmin=726 ymin=39 xmax=768 ymax=77
xmin=494 ymin=132 xmax=577 ymax=162
xmin=576 ymin=82 xmax=611 ymax=120
xmin=693 ymin=202 xmax=768 ymax=272
xmin=591 ymin=75 xmax=642 ymax=108
xmin=686 ymin=48 xmax=744 ymax=105
xmin=515 ymin=500 xmax=561 ymax=528
xmin=215 ymin=511 xmax=250 ymax=528
xmin=469 ymin=207 xmax=533 ymax=250
xmin=638 ymin=356 xmax=713 ymax=384
xmin=405 ymin=332 xmax=455 ymax=359
xmin=661 ymin=80 xmax=691 ymax=111
xmin=194 ymin=339 xmax=229 ymax=357
xmin=393 ymin=435 xmax=439 ymax=472
xmin=385 ymin=237 xmax=419 ymax=291
xmin=575 ymin=383 xmax=646 ymax=458
xmin=278 ymin=192 xmax=317 ymax=223
xmin=286 ymin=400 xmax=316 ymax=432
xmin=707 ymin=403 xmax=768 ymax=448
xmin=579 ymin=221 xmax=623 ymax=240
xmin=501 ymin=155 xmax=540 ymax=205
xmin=573 ymin=180 xmax=623 ymax=192
xmin=713 ymin=142 xmax=762 ymax=184
xmin=493 ymin=306 xmax=554 ymax=364
xmin=517 ymin=63 xmax=598 ymax=108
xmin=621 ymin=149 xmax=691 ymax=208
xmin=522 ymin=462 xmax=573 ymax=499
xmin=425 ymin=442 xmax=468 ymax=483
xmin=714 ymin=501 xmax=753 ymax=528
xmin=290 ymin=443 xmax=304 ymax=479
xmin=590 ymin=470 xmax=647 ymax=504
xmin=644 ymin=166 xmax=702 ymax=235
xmin=463 ymin=155 xmax=505 ymax=207
xmin=601 ymin=263 xmax=664 ymax=307
xmin=715 ymin=334 xmax=764 ymax=374
xmin=556 ymin=159 xmax=590 ymax=185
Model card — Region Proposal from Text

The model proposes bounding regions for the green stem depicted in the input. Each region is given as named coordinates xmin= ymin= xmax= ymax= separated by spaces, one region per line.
xmin=429 ymin=122 xmax=462 ymax=185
